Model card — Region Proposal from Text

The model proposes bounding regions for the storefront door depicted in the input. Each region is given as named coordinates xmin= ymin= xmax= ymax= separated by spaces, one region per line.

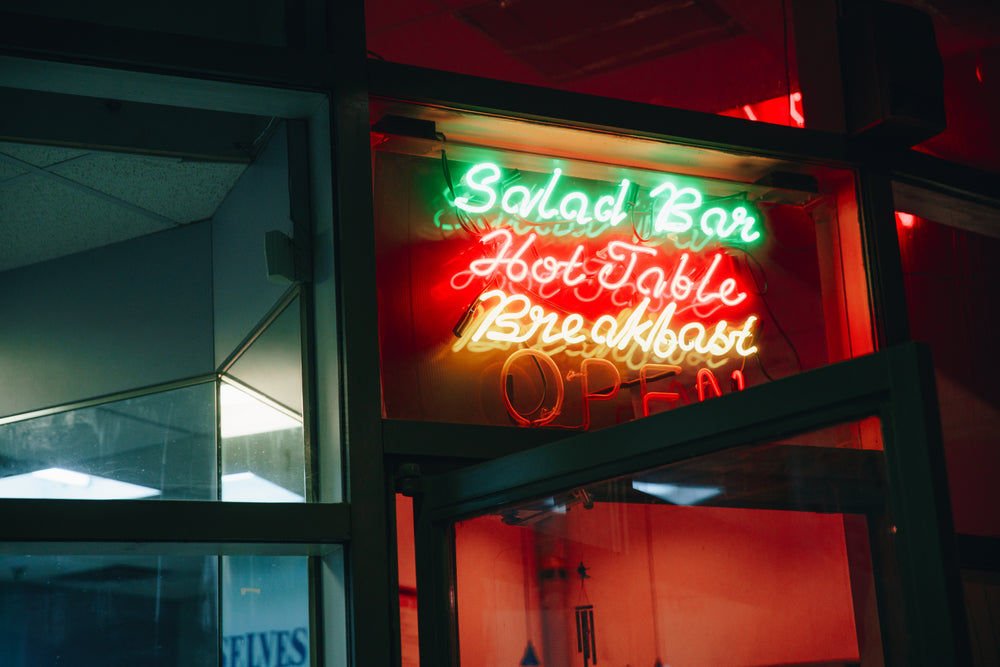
xmin=412 ymin=343 xmax=970 ymax=667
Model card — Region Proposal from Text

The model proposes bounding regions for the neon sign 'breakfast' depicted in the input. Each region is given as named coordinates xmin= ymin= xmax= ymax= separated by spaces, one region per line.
xmin=470 ymin=289 xmax=758 ymax=359
xmin=453 ymin=162 xmax=762 ymax=243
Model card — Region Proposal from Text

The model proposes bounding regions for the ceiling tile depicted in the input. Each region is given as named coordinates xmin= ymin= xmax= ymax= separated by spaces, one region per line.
xmin=48 ymin=152 xmax=247 ymax=223
xmin=0 ymin=174 xmax=173 ymax=272
xmin=0 ymin=160 xmax=27 ymax=183
xmin=0 ymin=141 xmax=90 ymax=168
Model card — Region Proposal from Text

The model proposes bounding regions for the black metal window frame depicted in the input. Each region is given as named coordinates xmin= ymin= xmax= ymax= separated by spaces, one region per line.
xmin=2 ymin=5 xmax=993 ymax=665
xmin=414 ymin=342 xmax=971 ymax=666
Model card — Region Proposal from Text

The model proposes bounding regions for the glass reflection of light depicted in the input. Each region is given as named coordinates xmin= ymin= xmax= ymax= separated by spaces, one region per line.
xmin=0 ymin=467 xmax=161 ymax=499
xmin=221 ymin=472 xmax=304 ymax=503
xmin=631 ymin=480 xmax=721 ymax=506
xmin=220 ymin=382 xmax=301 ymax=438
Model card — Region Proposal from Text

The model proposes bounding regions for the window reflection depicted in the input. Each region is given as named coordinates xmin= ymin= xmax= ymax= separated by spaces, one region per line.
xmin=0 ymin=383 xmax=216 ymax=501
xmin=453 ymin=423 xmax=891 ymax=666
xmin=0 ymin=555 xmax=217 ymax=666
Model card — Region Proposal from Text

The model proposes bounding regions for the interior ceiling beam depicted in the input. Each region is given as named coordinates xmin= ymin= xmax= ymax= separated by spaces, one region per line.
xmin=0 ymin=87 xmax=269 ymax=163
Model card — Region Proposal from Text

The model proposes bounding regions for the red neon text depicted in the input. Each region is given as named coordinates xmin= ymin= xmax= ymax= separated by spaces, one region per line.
xmin=501 ymin=351 xmax=747 ymax=427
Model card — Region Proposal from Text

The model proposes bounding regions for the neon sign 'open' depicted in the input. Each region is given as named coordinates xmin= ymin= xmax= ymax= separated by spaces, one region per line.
xmin=452 ymin=162 xmax=762 ymax=243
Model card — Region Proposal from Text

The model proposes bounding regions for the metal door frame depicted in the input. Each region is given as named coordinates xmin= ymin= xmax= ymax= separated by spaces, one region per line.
xmin=414 ymin=342 xmax=970 ymax=665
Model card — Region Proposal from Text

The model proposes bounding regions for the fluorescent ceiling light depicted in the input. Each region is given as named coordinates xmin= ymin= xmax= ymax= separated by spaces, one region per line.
xmin=222 ymin=471 xmax=304 ymax=503
xmin=631 ymin=480 xmax=721 ymax=506
xmin=219 ymin=383 xmax=301 ymax=438
xmin=0 ymin=467 xmax=161 ymax=500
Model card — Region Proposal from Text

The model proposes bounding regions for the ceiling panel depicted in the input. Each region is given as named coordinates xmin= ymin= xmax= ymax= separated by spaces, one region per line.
xmin=0 ymin=173 xmax=173 ymax=272
xmin=48 ymin=152 xmax=247 ymax=223
xmin=0 ymin=140 xmax=89 ymax=168
xmin=0 ymin=141 xmax=248 ymax=272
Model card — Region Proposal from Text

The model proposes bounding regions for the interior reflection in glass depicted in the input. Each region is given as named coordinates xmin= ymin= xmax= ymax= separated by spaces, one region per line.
xmin=454 ymin=430 xmax=887 ymax=667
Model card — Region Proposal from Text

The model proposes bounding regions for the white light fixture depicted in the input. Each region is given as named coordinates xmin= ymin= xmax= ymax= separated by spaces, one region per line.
xmin=222 ymin=471 xmax=304 ymax=503
xmin=0 ymin=467 xmax=161 ymax=500
xmin=219 ymin=382 xmax=302 ymax=438
xmin=631 ymin=480 xmax=721 ymax=506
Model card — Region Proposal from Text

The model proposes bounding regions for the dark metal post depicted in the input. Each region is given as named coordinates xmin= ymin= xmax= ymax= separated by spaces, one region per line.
xmin=328 ymin=1 xmax=393 ymax=664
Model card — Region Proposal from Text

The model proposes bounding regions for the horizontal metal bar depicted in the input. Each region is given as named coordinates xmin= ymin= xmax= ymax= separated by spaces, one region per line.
xmin=382 ymin=419 xmax=575 ymax=460
xmin=888 ymin=149 xmax=1000 ymax=212
xmin=0 ymin=87 xmax=264 ymax=163
xmin=956 ymin=534 xmax=1000 ymax=572
xmin=420 ymin=345 xmax=904 ymax=518
xmin=0 ymin=541 xmax=342 ymax=557
xmin=0 ymin=13 xmax=332 ymax=110
xmin=368 ymin=60 xmax=852 ymax=166
xmin=0 ymin=499 xmax=351 ymax=547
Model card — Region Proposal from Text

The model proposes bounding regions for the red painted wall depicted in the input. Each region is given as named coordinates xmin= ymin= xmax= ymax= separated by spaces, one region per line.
xmin=455 ymin=503 xmax=860 ymax=667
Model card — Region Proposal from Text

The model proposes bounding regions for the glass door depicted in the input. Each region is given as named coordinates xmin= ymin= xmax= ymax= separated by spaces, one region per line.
xmin=412 ymin=343 xmax=970 ymax=666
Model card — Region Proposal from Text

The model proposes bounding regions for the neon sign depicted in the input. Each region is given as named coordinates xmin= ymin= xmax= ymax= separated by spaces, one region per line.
xmin=453 ymin=162 xmax=762 ymax=243
xmin=441 ymin=160 xmax=765 ymax=429
xmin=463 ymin=229 xmax=747 ymax=309
xmin=470 ymin=290 xmax=758 ymax=358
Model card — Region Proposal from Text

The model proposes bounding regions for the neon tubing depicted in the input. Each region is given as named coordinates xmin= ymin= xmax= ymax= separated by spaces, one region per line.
xmin=501 ymin=349 xmax=564 ymax=427
xmin=471 ymin=289 xmax=759 ymax=359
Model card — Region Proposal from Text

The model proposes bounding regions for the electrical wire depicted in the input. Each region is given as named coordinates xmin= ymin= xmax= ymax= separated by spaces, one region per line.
xmin=729 ymin=246 xmax=803 ymax=377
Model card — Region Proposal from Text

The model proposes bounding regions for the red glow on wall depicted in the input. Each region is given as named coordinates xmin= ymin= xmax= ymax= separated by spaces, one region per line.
xmin=454 ymin=504 xmax=861 ymax=667
xmin=896 ymin=211 xmax=916 ymax=228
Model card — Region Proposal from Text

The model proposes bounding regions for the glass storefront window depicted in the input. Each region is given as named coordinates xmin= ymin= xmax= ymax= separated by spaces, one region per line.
xmin=0 ymin=554 xmax=313 ymax=667
xmin=0 ymin=555 xmax=218 ymax=666
xmin=222 ymin=556 xmax=310 ymax=667
xmin=0 ymin=97 xmax=317 ymax=503
xmin=896 ymin=212 xmax=1000 ymax=537
xmin=373 ymin=101 xmax=872 ymax=431
xmin=0 ymin=383 xmax=216 ymax=501
xmin=451 ymin=419 xmax=892 ymax=666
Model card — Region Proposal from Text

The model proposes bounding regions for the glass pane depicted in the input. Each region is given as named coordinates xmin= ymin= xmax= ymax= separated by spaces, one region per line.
xmin=453 ymin=420 xmax=893 ymax=666
xmin=0 ymin=555 xmax=217 ymax=666
xmin=1 ymin=88 xmax=319 ymax=503
xmin=226 ymin=295 xmax=304 ymax=416
xmin=897 ymin=213 xmax=1000 ymax=536
xmin=912 ymin=13 xmax=1000 ymax=174
xmin=222 ymin=556 xmax=310 ymax=667
xmin=366 ymin=0 xmax=802 ymax=126
xmin=374 ymin=105 xmax=872 ymax=430
xmin=0 ymin=383 xmax=216 ymax=501
xmin=220 ymin=379 xmax=305 ymax=503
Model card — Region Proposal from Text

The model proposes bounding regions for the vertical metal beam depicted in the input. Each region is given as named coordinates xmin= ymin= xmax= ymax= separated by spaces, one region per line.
xmin=856 ymin=164 xmax=911 ymax=347
xmin=415 ymin=501 xmax=460 ymax=667
xmin=790 ymin=0 xmax=847 ymax=133
xmin=881 ymin=344 xmax=971 ymax=664
xmin=328 ymin=1 xmax=393 ymax=665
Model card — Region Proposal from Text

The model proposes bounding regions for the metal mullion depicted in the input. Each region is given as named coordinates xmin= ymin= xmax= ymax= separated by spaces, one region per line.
xmin=880 ymin=344 xmax=971 ymax=664
xmin=0 ymin=11 xmax=335 ymax=94
xmin=328 ymin=1 xmax=394 ymax=665
xmin=855 ymin=163 xmax=911 ymax=347
xmin=0 ymin=499 xmax=351 ymax=550
xmin=382 ymin=419 xmax=575 ymax=460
